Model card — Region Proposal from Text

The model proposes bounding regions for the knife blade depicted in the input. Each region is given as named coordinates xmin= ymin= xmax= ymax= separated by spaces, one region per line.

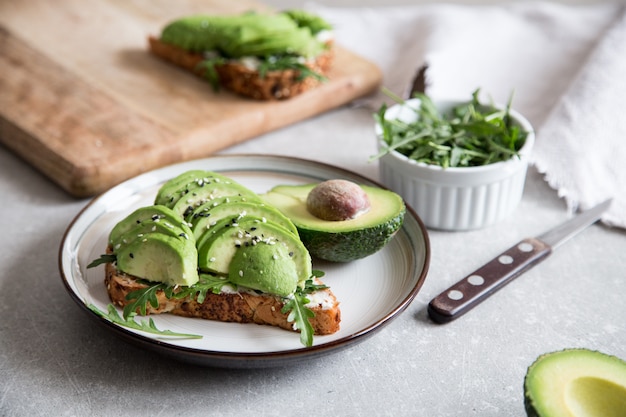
xmin=427 ymin=199 xmax=612 ymax=324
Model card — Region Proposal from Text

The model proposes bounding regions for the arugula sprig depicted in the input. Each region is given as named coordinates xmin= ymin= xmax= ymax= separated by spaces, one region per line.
xmin=87 ymin=254 xmax=116 ymax=268
xmin=258 ymin=55 xmax=327 ymax=82
xmin=122 ymin=274 xmax=228 ymax=320
xmin=88 ymin=304 xmax=202 ymax=339
xmin=372 ymin=88 xmax=528 ymax=168
xmin=87 ymin=254 xmax=327 ymax=347
xmin=197 ymin=54 xmax=326 ymax=92
xmin=282 ymin=270 xmax=328 ymax=347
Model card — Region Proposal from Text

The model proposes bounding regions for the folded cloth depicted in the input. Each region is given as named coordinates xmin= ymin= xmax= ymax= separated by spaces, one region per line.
xmin=310 ymin=2 xmax=625 ymax=228
xmin=533 ymin=8 xmax=626 ymax=228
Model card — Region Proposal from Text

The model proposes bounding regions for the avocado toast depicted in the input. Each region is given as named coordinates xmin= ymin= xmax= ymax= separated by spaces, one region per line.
xmin=148 ymin=10 xmax=334 ymax=100
xmin=90 ymin=170 xmax=341 ymax=347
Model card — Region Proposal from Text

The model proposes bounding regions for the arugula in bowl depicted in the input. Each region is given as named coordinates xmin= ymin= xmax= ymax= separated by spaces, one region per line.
xmin=373 ymin=89 xmax=529 ymax=168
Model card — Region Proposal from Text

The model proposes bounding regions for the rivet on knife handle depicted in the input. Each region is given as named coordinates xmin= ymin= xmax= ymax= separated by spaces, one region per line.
xmin=428 ymin=237 xmax=552 ymax=324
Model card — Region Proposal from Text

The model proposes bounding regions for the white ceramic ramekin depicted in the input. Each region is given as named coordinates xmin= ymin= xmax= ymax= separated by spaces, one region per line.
xmin=376 ymin=99 xmax=535 ymax=231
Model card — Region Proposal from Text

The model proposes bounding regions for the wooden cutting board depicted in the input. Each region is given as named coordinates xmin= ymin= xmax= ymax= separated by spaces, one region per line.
xmin=0 ymin=0 xmax=382 ymax=197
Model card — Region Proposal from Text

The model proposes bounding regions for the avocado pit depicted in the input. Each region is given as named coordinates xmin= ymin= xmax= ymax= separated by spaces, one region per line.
xmin=306 ymin=179 xmax=371 ymax=221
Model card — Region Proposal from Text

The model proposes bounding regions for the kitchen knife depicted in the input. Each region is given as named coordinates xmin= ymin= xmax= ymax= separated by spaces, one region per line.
xmin=427 ymin=199 xmax=612 ymax=324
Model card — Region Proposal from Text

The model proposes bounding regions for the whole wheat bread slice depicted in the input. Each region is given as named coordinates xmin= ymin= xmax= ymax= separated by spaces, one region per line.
xmin=148 ymin=36 xmax=334 ymax=100
xmin=104 ymin=262 xmax=341 ymax=335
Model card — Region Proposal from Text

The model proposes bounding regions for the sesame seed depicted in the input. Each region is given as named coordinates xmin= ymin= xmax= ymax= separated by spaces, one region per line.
xmin=272 ymin=254 xmax=279 ymax=260
xmin=209 ymin=257 xmax=216 ymax=262
xmin=289 ymin=252 xmax=294 ymax=257
xmin=238 ymin=270 xmax=244 ymax=277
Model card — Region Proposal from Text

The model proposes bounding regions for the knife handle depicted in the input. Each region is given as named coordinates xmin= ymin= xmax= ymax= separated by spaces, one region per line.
xmin=428 ymin=237 xmax=552 ymax=324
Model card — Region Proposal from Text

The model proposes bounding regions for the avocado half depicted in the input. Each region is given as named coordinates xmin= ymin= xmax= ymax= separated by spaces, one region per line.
xmin=524 ymin=348 xmax=626 ymax=417
xmin=261 ymin=183 xmax=405 ymax=262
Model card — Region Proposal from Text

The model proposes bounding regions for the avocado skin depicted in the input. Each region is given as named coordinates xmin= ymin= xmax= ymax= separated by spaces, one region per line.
xmin=297 ymin=211 xmax=404 ymax=262
xmin=523 ymin=348 xmax=626 ymax=417
xmin=262 ymin=184 xmax=406 ymax=262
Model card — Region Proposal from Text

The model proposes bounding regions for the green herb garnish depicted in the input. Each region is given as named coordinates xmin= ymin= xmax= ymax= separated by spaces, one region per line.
xmin=283 ymin=275 xmax=328 ymax=347
xmin=197 ymin=54 xmax=325 ymax=92
xmin=372 ymin=88 xmax=528 ymax=168
xmin=95 ymin=271 xmax=325 ymax=347
xmin=87 ymin=254 xmax=116 ymax=268
xmin=258 ymin=55 xmax=326 ymax=82
xmin=88 ymin=304 xmax=202 ymax=339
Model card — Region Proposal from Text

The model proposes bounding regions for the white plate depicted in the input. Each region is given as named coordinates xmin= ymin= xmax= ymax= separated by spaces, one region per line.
xmin=59 ymin=155 xmax=430 ymax=368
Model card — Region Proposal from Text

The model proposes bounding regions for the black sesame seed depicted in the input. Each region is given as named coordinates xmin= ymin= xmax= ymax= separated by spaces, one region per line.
xmin=289 ymin=252 xmax=294 ymax=257
xmin=129 ymin=253 xmax=134 ymax=258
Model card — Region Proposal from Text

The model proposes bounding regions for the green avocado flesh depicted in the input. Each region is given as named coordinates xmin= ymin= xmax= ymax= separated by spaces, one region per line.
xmin=197 ymin=217 xmax=311 ymax=283
xmin=188 ymin=199 xmax=298 ymax=240
xmin=524 ymin=349 xmax=626 ymax=417
xmin=163 ymin=176 xmax=258 ymax=218
xmin=104 ymin=170 xmax=312 ymax=296
xmin=228 ymin=242 xmax=298 ymax=296
xmin=159 ymin=11 xmax=329 ymax=58
xmin=155 ymin=170 xmax=252 ymax=208
xmin=116 ymin=233 xmax=199 ymax=286
xmin=261 ymin=183 xmax=405 ymax=262
xmin=108 ymin=205 xmax=191 ymax=247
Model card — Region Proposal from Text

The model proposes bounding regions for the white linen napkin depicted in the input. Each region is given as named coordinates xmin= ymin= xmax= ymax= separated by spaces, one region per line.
xmin=309 ymin=2 xmax=626 ymax=228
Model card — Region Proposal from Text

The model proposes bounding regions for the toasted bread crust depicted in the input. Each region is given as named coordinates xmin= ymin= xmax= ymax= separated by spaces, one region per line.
xmin=104 ymin=262 xmax=341 ymax=335
xmin=147 ymin=36 xmax=333 ymax=100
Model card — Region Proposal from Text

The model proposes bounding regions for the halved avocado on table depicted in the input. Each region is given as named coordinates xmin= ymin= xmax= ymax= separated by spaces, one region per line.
xmin=261 ymin=183 xmax=405 ymax=262
xmin=524 ymin=348 xmax=626 ymax=417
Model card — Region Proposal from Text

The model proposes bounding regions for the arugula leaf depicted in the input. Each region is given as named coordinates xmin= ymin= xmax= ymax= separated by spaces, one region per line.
xmin=280 ymin=276 xmax=329 ymax=347
xmin=196 ymin=56 xmax=226 ymax=91
xmin=372 ymin=88 xmax=528 ymax=167
xmin=163 ymin=274 xmax=229 ymax=304
xmin=123 ymin=283 xmax=166 ymax=319
xmin=281 ymin=292 xmax=315 ymax=347
xmin=88 ymin=304 xmax=202 ymax=339
xmin=87 ymin=254 xmax=116 ymax=268
xmin=258 ymin=55 xmax=327 ymax=82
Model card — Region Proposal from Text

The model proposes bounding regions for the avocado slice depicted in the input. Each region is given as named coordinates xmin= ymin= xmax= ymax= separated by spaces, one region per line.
xmin=155 ymin=170 xmax=250 ymax=208
xmin=524 ymin=349 xmax=626 ymax=417
xmin=261 ymin=183 xmax=406 ymax=262
xmin=197 ymin=217 xmax=312 ymax=285
xmin=228 ymin=241 xmax=299 ymax=297
xmin=160 ymin=12 xmax=327 ymax=58
xmin=116 ymin=233 xmax=199 ymax=286
xmin=111 ymin=217 xmax=191 ymax=253
xmin=108 ymin=205 xmax=191 ymax=248
xmin=168 ymin=178 xmax=258 ymax=218
xmin=189 ymin=199 xmax=298 ymax=240
xmin=154 ymin=170 xmax=216 ymax=207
